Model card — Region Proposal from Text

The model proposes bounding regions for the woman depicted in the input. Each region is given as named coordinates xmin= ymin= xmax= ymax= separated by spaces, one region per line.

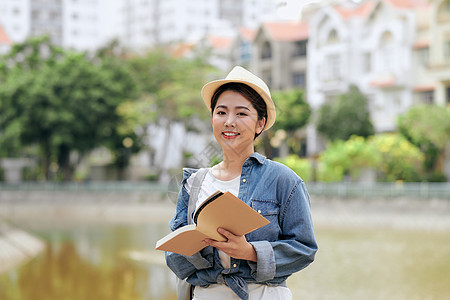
xmin=166 ymin=66 xmax=317 ymax=300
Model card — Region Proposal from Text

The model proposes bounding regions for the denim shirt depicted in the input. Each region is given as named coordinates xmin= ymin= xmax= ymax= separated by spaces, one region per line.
xmin=165 ymin=152 xmax=318 ymax=300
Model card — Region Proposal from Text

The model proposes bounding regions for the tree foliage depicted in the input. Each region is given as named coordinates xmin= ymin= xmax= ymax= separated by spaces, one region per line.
xmin=126 ymin=49 xmax=216 ymax=125
xmin=269 ymin=89 xmax=311 ymax=156
xmin=317 ymin=85 xmax=374 ymax=141
xmin=0 ymin=36 xmax=137 ymax=180
xmin=397 ymin=105 xmax=450 ymax=181
xmin=272 ymin=89 xmax=310 ymax=132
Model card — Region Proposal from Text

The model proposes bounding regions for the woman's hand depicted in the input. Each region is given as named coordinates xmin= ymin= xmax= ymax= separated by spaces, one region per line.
xmin=203 ymin=228 xmax=257 ymax=262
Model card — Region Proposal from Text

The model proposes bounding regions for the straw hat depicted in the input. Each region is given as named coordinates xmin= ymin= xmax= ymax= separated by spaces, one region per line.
xmin=201 ymin=66 xmax=276 ymax=131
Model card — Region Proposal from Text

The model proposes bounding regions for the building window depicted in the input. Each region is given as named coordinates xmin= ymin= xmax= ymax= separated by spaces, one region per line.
xmin=327 ymin=29 xmax=339 ymax=45
xmin=240 ymin=42 xmax=251 ymax=62
xmin=32 ymin=10 xmax=40 ymax=20
xmin=418 ymin=91 xmax=434 ymax=104
xmin=417 ymin=47 xmax=430 ymax=67
xmin=292 ymin=72 xmax=305 ymax=87
xmin=261 ymin=41 xmax=271 ymax=59
xmin=380 ymin=31 xmax=395 ymax=72
xmin=444 ymin=39 xmax=450 ymax=62
xmin=325 ymin=54 xmax=341 ymax=80
xmin=292 ymin=40 xmax=307 ymax=57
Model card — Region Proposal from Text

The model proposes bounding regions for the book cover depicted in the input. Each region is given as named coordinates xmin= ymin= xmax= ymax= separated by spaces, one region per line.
xmin=155 ymin=191 xmax=270 ymax=256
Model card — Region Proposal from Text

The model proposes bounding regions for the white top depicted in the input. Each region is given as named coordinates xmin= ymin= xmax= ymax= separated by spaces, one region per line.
xmin=186 ymin=168 xmax=241 ymax=269
xmin=186 ymin=168 xmax=292 ymax=300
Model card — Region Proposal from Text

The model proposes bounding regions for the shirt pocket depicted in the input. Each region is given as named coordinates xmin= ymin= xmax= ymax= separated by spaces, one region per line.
xmin=247 ymin=199 xmax=280 ymax=242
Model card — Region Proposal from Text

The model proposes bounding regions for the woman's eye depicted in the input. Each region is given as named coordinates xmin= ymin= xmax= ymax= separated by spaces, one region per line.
xmin=237 ymin=112 xmax=247 ymax=116
xmin=217 ymin=111 xmax=226 ymax=115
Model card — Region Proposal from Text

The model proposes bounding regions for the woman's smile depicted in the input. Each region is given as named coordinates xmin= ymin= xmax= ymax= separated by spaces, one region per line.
xmin=222 ymin=131 xmax=240 ymax=139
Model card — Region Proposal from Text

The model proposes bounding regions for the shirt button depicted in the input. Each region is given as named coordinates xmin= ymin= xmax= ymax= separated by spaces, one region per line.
xmin=242 ymin=179 xmax=246 ymax=183
xmin=233 ymin=264 xmax=237 ymax=268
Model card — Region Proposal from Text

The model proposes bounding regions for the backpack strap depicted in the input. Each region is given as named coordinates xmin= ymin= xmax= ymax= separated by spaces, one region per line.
xmin=187 ymin=168 xmax=209 ymax=224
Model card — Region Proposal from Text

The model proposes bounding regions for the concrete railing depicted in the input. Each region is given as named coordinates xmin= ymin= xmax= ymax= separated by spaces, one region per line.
xmin=305 ymin=182 xmax=450 ymax=200
xmin=0 ymin=182 xmax=449 ymax=201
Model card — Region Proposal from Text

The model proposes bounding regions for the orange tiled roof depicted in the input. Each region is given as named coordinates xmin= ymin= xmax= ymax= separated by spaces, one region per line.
xmin=239 ymin=27 xmax=257 ymax=42
xmin=370 ymin=75 xmax=397 ymax=88
xmin=413 ymin=40 xmax=430 ymax=49
xmin=335 ymin=0 xmax=428 ymax=20
xmin=385 ymin=0 xmax=428 ymax=9
xmin=335 ymin=1 xmax=376 ymax=19
xmin=0 ymin=24 xmax=12 ymax=45
xmin=208 ymin=35 xmax=233 ymax=50
xmin=413 ymin=85 xmax=435 ymax=92
xmin=263 ymin=21 xmax=308 ymax=42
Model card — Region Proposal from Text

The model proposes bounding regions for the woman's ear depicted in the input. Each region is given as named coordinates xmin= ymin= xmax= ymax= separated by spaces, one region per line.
xmin=256 ymin=117 xmax=266 ymax=134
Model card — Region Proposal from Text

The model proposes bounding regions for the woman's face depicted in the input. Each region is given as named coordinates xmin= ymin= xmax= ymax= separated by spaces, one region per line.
xmin=212 ymin=90 xmax=265 ymax=154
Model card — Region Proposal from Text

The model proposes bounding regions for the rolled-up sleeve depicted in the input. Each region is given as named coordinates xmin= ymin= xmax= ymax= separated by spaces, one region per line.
xmin=247 ymin=240 xmax=276 ymax=281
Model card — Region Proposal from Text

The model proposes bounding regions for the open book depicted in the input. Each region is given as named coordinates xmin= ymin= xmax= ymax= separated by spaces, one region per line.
xmin=155 ymin=191 xmax=270 ymax=256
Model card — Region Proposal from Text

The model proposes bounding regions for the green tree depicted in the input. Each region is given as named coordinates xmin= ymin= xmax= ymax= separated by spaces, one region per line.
xmin=127 ymin=49 xmax=216 ymax=123
xmin=398 ymin=105 xmax=450 ymax=181
xmin=270 ymin=89 xmax=311 ymax=156
xmin=0 ymin=36 xmax=137 ymax=180
xmin=125 ymin=49 xmax=217 ymax=174
xmin=93 ymin=41 xmax=142 ymax=179
xmin=272 ymin=89 xmax=310 ymax=132
xmin=317 ymin=85 xmax=374 ymax=141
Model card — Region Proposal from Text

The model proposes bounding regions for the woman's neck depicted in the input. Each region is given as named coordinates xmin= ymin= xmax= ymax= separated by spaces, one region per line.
xmin=212 ymin=148 xmax=254 ymax=181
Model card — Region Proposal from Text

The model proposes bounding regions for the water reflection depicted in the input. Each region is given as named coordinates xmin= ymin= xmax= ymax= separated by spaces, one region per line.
xmin=1 ymin=219 xmax=449 ymax=299
xmin=0 ymin=223 xmax=176 ymax=300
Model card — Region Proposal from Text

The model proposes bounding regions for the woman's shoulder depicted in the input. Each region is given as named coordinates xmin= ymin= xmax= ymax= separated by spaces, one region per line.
xmin=264 ymin=158 xmax=303 ymax=182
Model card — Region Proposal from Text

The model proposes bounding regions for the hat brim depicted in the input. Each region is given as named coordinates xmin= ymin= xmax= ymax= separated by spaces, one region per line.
xmin=201 ymin=79 xmax=276 ymax=131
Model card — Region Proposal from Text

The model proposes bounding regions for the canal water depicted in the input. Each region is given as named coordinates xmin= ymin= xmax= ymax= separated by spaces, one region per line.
xmin=1 ymin=200 xmax=449 ymax=300
xmin=0 ymin=221 xmax=176 ymax=300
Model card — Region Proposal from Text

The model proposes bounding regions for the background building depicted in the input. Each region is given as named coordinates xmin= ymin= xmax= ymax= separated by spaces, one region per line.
xmin=306 ymin=0 xmax=430 ymax=156
xmin=0 ymin=0 xmax=280 ymax=52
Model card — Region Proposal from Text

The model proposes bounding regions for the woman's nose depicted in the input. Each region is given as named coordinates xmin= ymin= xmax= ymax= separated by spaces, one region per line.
xmin=224 ymin=115 xmax=236 ymax=127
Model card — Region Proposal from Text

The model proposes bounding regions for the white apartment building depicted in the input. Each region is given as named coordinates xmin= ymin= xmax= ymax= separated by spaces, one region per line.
xmin=427 ymin=0 xmax=450 ymax=107
xmin=306 ymin=0 xmax=427 ymax=156
xmin=0 ymin=0 xmax=30 ymax=43
xmin=0 ymin=0 xmax=279 ymax=52
xmin=0 ymin=0 xmax=122 ymax=51
xmin=154 ymin=0 xmax=278 ymax=46
xmin=63 ymin=0 xmax=122 ymax=51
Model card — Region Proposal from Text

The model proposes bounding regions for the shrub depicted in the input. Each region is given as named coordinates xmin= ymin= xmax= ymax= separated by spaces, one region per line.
xmin=275 ymin=155 xmax=312 ymax=181
xmin=369 ymin=133 xmax=424 ymax=182
xmin=317 ymin=136 xmax=380 ymax=182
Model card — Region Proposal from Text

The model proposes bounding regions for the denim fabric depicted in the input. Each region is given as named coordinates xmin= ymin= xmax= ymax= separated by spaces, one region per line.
xmin=165 ymin=152 xmax=318 ymax=300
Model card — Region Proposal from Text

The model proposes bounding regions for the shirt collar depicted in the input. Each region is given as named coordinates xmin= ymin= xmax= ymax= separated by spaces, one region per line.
xmin=246 ymin=152 xmax=266 ymax=165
